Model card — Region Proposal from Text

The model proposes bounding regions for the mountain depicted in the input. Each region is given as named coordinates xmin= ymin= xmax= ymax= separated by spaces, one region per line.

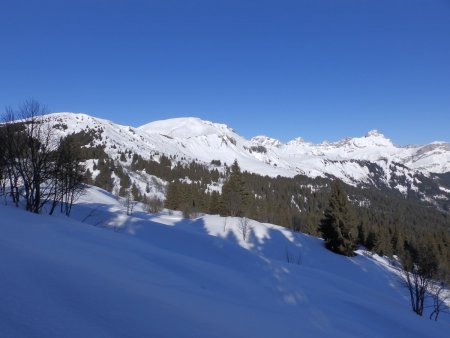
xmin=45 ymin=113 xmax=450 ymax=210
xmin=1 ymin=186 xmax=448 ymax=337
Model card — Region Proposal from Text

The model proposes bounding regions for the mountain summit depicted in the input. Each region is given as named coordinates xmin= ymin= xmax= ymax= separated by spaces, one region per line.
xmin=139 ymin=117 xmax=235 ymax=139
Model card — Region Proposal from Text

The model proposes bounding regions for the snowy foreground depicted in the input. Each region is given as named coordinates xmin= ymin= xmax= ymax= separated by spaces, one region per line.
xmin=0 ymin=187 xmax=449 ymax=338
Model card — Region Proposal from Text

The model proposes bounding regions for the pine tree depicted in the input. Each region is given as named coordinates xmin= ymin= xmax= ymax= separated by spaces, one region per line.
xmin=220 ymin=160 xmax=250 ymax=217
xmin=165 ymin=181 xmax=180 ymax=210
xmin=83 ymin=169 xmax=93 ymax=185
xmin=131 ymin=182 xmax=141 ymax=201
xmin=208 ymin=191 xmax=220 ymax=214
xmin=373 ymin=228 xmax=394 ymax=257
xmin=94 ymin=162 xmax=113 ymax=192
xmin=320 ymin=180 xmax=358 ymax=256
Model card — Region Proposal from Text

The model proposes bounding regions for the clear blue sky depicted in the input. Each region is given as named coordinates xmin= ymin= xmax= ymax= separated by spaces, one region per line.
xmin=1 ymin=0 xmax=449 ymax=145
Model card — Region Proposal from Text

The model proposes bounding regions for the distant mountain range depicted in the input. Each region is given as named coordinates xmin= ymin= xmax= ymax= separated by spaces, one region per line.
xmin=46 ymin=113 xmax=450 ymax=211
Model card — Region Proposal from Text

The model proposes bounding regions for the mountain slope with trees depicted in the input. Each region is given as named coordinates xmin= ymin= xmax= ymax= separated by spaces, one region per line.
xmin=2 ymin=108 xmax=448 ymax=274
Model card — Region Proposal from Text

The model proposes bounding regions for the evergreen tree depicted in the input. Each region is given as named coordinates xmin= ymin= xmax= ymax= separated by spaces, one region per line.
xmin=83 ymin=169 xmax=93 ymax=185
xmin=320 ymin=180 xmax=358 ymax=256
xmin=220 ymin=160 xmax=250 ymax=216
xmin=373 ymin=228 xmax=394 ymax=257
xmin=131 ymin=182 xmax=141 ymax=201
xmin=94 ymin=163 xmax=113 ymax=192
xmin=365 ymin=230 xmax=377 ymax=251
xmin=164 ymin=181 xmax=180 ymax=210
xmin=208 ymin=191 xmax=220 ymax=214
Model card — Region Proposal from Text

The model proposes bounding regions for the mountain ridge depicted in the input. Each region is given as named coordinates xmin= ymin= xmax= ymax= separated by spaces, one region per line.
xmin=46 ymin=112 xmax=450 ymax=174
xmin=43 ymin=112 xmax=450 ymax=209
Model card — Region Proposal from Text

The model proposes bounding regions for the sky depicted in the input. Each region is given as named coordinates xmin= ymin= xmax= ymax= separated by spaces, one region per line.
xmin=1 ymin=0 xmax=449 ymax=145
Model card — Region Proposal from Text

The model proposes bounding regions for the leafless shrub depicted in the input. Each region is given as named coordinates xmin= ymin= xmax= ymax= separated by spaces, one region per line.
xmin=146 ymin=197 xmax=164 ymax=214
xmin=400 ymin=249 xmax=438 ymax=316
xmin=238 ymin=217 xmax=251 ymax=241
xmin=429 ymin=269 xmax=450 ymax=321
xmin=285 ymin=247 xmax=302 ymax=265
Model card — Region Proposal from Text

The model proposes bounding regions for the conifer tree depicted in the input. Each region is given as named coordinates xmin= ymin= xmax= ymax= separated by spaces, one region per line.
xmin=373 ymin=228 xmax=394 ymax=257
xmin=208 ymin=191 xmax=220 ymax=214
xmin=320 ymin=180 xmax=358 ymax=256
xmin=220 ymin=160 xmax=250 ymax=217
xmin=84 ymin=169 xmax=93 ymax=185
xmin=94 ymin=163 xmax=113 ymax=192
xmin=164 ymin=181 xmax=180 ymax=210
xmin=131 ymin=182 xmax=141 ymax=201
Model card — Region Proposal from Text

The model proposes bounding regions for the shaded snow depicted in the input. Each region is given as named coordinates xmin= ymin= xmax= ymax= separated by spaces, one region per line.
xmin=0 ymin=186 xmax=449 ymax=337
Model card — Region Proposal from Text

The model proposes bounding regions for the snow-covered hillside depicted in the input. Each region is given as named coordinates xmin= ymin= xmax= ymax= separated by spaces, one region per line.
xmin=0 ymin=186 xmax=449 ymax=337
xmin=43 ymin=113 xmax=450 ymax=202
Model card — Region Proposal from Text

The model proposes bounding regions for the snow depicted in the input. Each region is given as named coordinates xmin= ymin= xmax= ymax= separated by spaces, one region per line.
xmin=139 ymin=117 xmax=233 ymax=139
xmin=439 ymin=186 xmax=450 ymax=194
xmin=42 ymin=113 xmax=450 ymax=195
xmin=0 ymin=186 xmax=449 ymax=337
xmin=251 ymin=135 xmax=283 ymax=148
xmin=394 ymin=184 xmax=408 ymax=195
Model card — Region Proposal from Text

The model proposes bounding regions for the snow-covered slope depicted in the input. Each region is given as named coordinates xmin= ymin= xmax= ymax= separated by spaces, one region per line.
xmin=1 ymin=186 xmax=449 ymax=337
xmin=44 ymin=113 xmax=450 ymax=198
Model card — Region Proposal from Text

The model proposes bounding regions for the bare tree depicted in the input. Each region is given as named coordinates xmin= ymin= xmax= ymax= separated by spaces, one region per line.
xmin=1 ymin=100 xmax=56 ymax=213
xmin=0 ymin=110 xmax=22 ymax=206
xmin=238 ymin=217 xmax=251 ymax=241
xmin=0 ymin=134 xmax=6 ymax=203
xmin=1 ymin=100 xmax=85 ymax=215
xmin=125 ymin=188 xmax=136 ymax=216
xmin=428 ymin=269 xmax=450 ymax=321
xmin=49 ymin=135 xmax=85 ymax=216
xmin=400 ymin=249 xmax=438 ymax=316
xmin=145 ymin=197 xmax=163 ymax=214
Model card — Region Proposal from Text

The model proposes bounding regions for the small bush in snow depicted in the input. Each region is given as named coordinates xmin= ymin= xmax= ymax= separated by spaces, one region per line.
xmin=238 ymin=217 xmax=251 ymax=241
xmin=285 ymin=248 xmax=302 ymax=265
xmin=146 ymin=197 xmax=164 ymax=214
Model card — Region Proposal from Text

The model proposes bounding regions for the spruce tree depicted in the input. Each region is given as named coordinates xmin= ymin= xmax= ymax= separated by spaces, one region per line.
xmin=320 ymin=180 xmax=358 ymax=256
xmin=220 ymin=160 xmax=250 ymax=216
xmin=94 ymin=163 xmax=113 ymax=192
xmin=131 ymin=182 xmax=141 ymax=201
xmin=164 ymin=181 xmax=180 ymax=210
xmin=209 ymin=191 xmax=220 ymax=214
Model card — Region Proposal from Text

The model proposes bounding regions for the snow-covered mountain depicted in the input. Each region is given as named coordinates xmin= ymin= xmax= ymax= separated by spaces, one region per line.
xmin=45 ymin=113 xmax=450 ymax=204
xmin=139 ymin=118 xmax=450 ymax=176
xmin=1 ymin=186 xmax=449 ymax=337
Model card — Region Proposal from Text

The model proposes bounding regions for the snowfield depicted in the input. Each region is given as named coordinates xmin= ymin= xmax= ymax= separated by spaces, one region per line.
xmin=0 ymin=186 xmax=449 ymax=337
